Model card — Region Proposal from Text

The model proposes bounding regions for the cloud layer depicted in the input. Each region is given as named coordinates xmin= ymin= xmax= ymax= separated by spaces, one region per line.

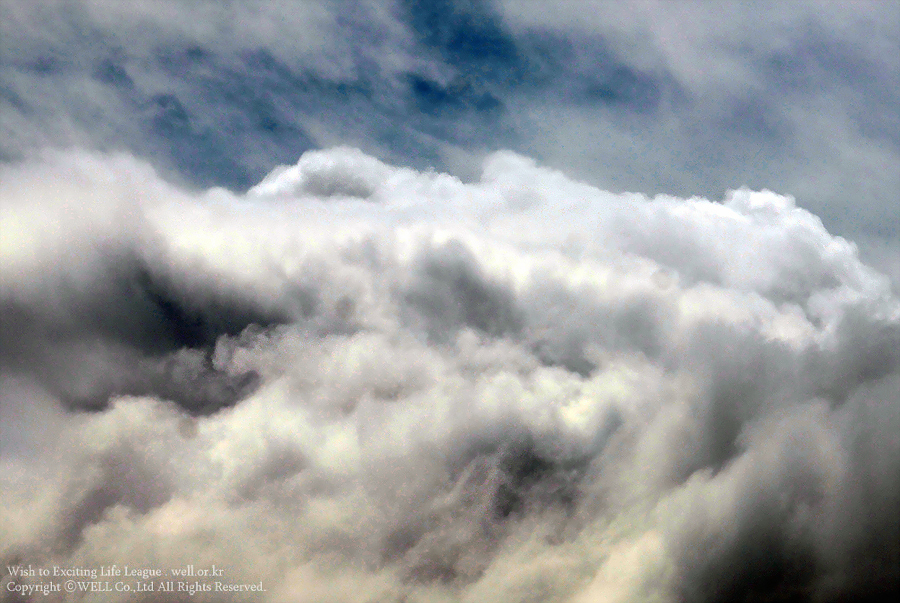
xmin=2 ymin=148 xmax=898 ymax=602
xmin=2 ymin=0 xmax=898 ymax=263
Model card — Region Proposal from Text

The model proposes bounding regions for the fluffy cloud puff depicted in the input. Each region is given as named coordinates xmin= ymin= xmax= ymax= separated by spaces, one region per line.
xmin=1 ymin=148 xmax=898 ymax=602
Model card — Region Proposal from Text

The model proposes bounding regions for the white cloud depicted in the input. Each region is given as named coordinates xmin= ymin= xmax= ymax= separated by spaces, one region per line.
xmin=1 ymin=147 xmax=897 ymax=601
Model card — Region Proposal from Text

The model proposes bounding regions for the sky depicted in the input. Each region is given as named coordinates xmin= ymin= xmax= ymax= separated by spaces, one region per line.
xmin=1 ymin=2 xmax=899 ymax=602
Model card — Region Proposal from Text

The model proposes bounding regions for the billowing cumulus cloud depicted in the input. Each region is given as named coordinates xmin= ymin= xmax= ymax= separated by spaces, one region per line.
xmin=1 ymin=1 xmax=898 ymax=600
xmin=2 ymin=148 xmax=898 ymax=602
xmin=1 ymin=0 xmax=898 ymax=279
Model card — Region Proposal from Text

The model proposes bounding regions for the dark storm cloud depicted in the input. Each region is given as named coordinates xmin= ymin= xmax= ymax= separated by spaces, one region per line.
xmin=0 ymin=153 xmax=284 ymax=412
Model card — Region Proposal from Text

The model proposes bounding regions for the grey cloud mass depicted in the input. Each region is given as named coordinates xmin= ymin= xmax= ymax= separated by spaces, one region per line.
xmin=1 ymin=147 xmax=898 ymax=602
xmin=1 ymin=1 xmax=899 ymax=602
